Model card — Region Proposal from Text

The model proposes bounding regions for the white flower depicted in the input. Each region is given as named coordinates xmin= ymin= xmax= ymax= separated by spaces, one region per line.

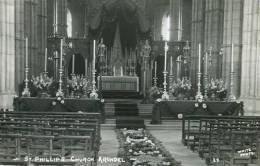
xmin=202 ymin=103 xmax=207 ymax=109
xmin=57 ymin=97 xmax=61 ymax=101
xmin=156 ymin=98 xmax=162 ymax=102
xmin=177 ymin=114 xmax=183 ymax=119
xmin=194 ymin=103 xmax=199 ymax=107
xmin=101 ymin=99 xmax=105 ymax=103
xmin=60 ymin=100 xmax=65 ymax=104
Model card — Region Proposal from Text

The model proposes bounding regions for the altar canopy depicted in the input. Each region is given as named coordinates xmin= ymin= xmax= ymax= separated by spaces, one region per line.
xmin=89 ymin=0 xmax=150 ymax=48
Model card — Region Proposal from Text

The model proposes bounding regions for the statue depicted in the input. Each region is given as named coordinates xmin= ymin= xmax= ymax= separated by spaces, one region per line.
xmin=97 ymin=38 xmax=107 ymax=75
xmin=141 ymin=39 xmax=151 ymax=58
xmin=141 ymin=40 xmax=152 ymax=101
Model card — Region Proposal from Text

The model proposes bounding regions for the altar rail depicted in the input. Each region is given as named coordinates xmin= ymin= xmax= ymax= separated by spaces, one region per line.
xmin=182 ymin=115 xmax=260 ymax=165
xmin=151 ymin=100 xmax=243 ymax=124
xmin=0 ymin=111 xmax=101 ymax=165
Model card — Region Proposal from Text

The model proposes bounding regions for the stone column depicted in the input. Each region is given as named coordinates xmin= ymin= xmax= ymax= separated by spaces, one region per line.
xmin=240 ymin=0 xmax=260 ymax=115
xmin=15 ymin=0 xmax=25 ymax=92
xmin=222 ymin=0 xmax=243 ymax=98
xmin=0 ymin=0 xmax=16 ymax=110
xmin=190 ymin=0 xmax=205 ymax=85
xmin=204 ymin=0 xmax=224 ymax=79
xmin=170 ymin=0 xmax=182 ymax=41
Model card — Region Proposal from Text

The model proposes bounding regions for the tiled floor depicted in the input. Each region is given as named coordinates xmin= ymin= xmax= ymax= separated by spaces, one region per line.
xmin=98 ymin=129 xmax=207 ymax=166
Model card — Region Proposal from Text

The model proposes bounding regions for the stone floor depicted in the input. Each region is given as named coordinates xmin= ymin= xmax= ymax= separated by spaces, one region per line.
xmin=98 ymin=129 xmax=207 ymax=166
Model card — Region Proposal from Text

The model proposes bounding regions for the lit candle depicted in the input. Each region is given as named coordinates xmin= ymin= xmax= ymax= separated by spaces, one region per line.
xmin=198 ymin=43 xmax=201 ymax=73
xmin=44 ymin=48 xmax=47 ymax=72
xmin=25 ymin=37 xmax=28 ymax=67
xmin=60 ymin=38 xmax=63 ymax=69
xmin=155 ymin=61 xmax=157 ymax=78
xmin=121 ymin=66 xmax=123 ymax=76
xmin=164 ymin=41 xmax=168 ymax=71
xmin=93 ymin=40 xmax=96 ymax=70
xmin=72 ymin=54 xmax=75 ymax=74
xmin=231 ymin=43 xmax=234 ymax=73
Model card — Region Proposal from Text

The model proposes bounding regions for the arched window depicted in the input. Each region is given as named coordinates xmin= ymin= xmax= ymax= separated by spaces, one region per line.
xmin=67 ymin=9 xmax=72 ymax=38
xmin=161 ymin=13 xmax=170 ymax=41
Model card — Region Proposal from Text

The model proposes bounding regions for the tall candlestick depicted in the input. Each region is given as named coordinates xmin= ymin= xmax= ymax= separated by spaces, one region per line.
xmin=72 ymin=54 xmax=75 ymax=74
xmin=155 ymin=61 xmax=157 ymax=78
xmin=162 ymin=41 xmax=169 ymax=100
xmin=25 ymin=37 xmax=28 ymax=67
xmin=93 ymin=40 xmax=96 ymax=68
xmin=231 ymin=44 xmax=234 ymax=73
xmin=22 ymin=37 xmax=30 ymax=97
xmin=164 ymin=42 xmax=168 ymax=71
xmin=196 ymin=43 xmax=203 ymax=101
xmin=198 ymin=43 xmax=201 ymax=72
xmin=170 ymin=56 xmax=173 ymax=75
xmin=60 ymin=38 xmax=63 ymax=68
xmin=90 ymin=40 xmax=98 ymax=99
xmin=44 ymin=48 xmax=47 ymax=72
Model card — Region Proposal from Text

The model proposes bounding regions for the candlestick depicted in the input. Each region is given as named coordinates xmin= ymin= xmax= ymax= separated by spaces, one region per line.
xmin=196 ymin=43 xmax=203 ymax=102
xmin=231 ymin=44 xmax=234 ymax=73
xmin=72 ymin=54 xmax=75 ymax=74
xmin=25 ymin=37 xmax=28 ymax=67
xmin=22 ymin=37 xmax=30 ymax=97
xmin=229 ymin=43 xmax=236 ymax=101
xmin=44 ymin=48 xmax=47 ymax=73
xmin=204 ymin=51 xmax=208 ymax=99
xmin=56 ymin=38 xmax=64 ymax=97
xmin=90 ymin=40 xmax=98 ymax=99
xmin=162 ymin=41 xmax=169 ymax=100
xmin=198 ymin=44 xmax=201 ymax=72
xmin=60 ymin=39 xmax=63 ymax=68
xmin=164 ymin=42 xmax=168 ymax=71
xmin=154 ymin=61 xmax=157 ymax=76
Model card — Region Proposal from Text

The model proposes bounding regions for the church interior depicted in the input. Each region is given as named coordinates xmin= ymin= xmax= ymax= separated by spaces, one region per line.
xmin=0 ymin=0 xmax=260 ymax=165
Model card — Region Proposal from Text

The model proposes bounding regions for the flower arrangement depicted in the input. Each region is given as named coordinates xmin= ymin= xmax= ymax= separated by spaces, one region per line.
xmin=67 ymin=75 xmax=90 ymax=97
xmin=117 ymin=129 xmax=181 ymax=166
xmin=31 ymin=73 xmax=53 ymax=92
xmin=206 ymin=79 xmax=227 ymax=100
xmin=149 ymin=86 xmax=163 ymax=101
xmin=169 ymin=78 xmax=192 ymax=99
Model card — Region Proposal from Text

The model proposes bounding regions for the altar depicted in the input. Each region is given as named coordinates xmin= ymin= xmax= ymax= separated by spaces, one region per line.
xmin=151 ymin=100 xmax=244 ymax=124
xmin=98 ymin=76 xmax=139 ymax=92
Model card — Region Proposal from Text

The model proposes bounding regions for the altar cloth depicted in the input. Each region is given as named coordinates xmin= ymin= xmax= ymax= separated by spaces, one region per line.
xmin=151 ymin=100 xmax=243 ymax=124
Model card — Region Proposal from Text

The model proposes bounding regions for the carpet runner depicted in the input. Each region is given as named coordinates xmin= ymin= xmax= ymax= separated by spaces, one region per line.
xmin=115 ymin=102 xmax=145 ymax=129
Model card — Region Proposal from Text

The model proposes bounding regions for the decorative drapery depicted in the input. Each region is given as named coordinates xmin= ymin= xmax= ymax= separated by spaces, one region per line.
xmin=89 ymin=0 xmax=150 ymax=48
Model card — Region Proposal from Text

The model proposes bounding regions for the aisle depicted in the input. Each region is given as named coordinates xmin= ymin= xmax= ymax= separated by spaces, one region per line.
xmin=150 ymin=130 xmax=207 ymax=166
xmin=98 ymin=129 xmax=119 ymax=166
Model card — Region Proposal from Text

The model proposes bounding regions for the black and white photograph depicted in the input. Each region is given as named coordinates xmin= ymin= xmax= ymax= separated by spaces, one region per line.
xmin=0 ymin=0 xmax=259 ymax=165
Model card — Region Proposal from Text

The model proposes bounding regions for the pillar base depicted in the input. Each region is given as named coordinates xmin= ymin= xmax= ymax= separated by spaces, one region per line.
xmin=0 ymin=92 xmax=17 ymax=111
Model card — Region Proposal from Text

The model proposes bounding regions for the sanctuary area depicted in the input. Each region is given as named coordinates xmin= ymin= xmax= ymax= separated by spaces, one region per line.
xmin=0 ymin=0 xmax=260 ymax=166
